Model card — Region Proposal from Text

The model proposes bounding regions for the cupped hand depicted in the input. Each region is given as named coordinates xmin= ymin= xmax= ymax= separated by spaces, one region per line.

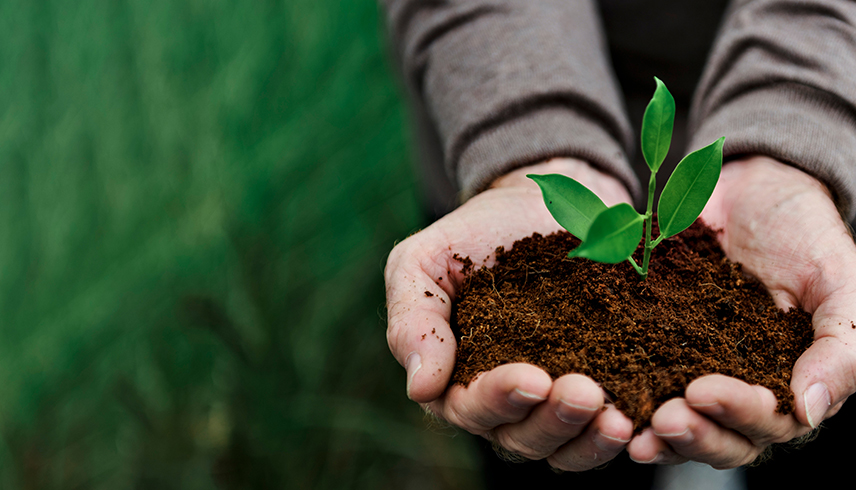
xmin=385 ymin=158 xmax=636 ymax=470
xmin=627 ymin=156 xmax=856 ymax=468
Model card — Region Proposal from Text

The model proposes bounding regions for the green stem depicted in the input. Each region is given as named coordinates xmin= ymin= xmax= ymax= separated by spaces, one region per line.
xmin=640 ymin=171 xmax=657 ymax=279
xmin=627 ymin=256 xmax=644 ymax=276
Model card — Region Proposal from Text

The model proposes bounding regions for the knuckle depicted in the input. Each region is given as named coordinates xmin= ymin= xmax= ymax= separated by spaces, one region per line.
xmin=694 ymin=440 xmax=751 ymax=470
xmin=444 ymin=399 xmax=487 ymax=434
xmin=546 ymin=452 xmax=594 ymax=472
xmin=383 ymin=239 xmax=419 ymax=293
xmin=661 ymin=454 xmax=689 ymax=465
xmin=385 ymin=320 xmax=407 ymax=358
xmin=383 ymin=249 xmax=402 ymax=284
xmin=421 ymin=404 xmax=451 ymax=428
xmin=711 ymin=449 xmax=759 ymax=470
xmin=747 ymin=421 xmax=793 ymax=446
xmin=385 ymin=237 xmax=410 ymax=265
xmin=711 ymin=454 xmax=748 ymax=470
xmin=494 ymin=430 xmax=548 ymax=460
xmin=765 ymin=428 xmax=793 ymax=446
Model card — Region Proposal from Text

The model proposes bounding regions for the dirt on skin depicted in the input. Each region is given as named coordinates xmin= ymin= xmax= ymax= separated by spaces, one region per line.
xmin=446 ymin=220 xmax=814 ymax=430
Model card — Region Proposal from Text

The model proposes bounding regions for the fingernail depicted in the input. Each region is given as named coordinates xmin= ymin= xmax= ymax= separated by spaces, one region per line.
xmin=593 ymin=430 xmax=630 ymax=451
xmin=630 ymin=453 xmax=662 ymax=464
xmin=687 ymin=401 xmax=724 ymax=416
xmin=804 ymin=382 xmax=831 ymax=429
xmin=508 ymin=388 xmax=546 ymax=408
xmin=556 ymin=399 xmax=599 ymax=424
xmin=653 ymin=428 xmax=694 ymax=445
xmin=405 ymin=352 xmax=421 ymax=400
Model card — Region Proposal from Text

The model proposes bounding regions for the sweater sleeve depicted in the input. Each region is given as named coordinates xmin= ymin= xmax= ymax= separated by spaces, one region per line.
xmin=380 ymin=0 xmax=641 ymax=201
xmin=688 ymin=0 xmax=856 ymax=221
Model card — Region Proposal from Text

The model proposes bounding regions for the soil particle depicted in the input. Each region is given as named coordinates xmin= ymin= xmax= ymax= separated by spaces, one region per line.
xmin=450 ymin=220 xmax=814 ymax=430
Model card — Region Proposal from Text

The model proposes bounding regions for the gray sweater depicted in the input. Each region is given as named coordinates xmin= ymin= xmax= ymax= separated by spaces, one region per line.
xmin=381 ymin=0 xmax=856 ymax=223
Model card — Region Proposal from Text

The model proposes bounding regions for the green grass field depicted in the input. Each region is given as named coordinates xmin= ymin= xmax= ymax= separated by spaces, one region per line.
xmin=0 ymin=1 xmax=481 ymax=488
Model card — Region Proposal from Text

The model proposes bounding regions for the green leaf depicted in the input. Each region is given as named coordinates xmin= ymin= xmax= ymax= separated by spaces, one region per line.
xmin=568 ymin=203 xmax=643 ymax=263
xmin=657 ymin=136 xmax=725 ymax=239
xmin=641 ymin=77 xmax=676 ymax=172
xmin=528 ymin=174 xmax=607 ymax=240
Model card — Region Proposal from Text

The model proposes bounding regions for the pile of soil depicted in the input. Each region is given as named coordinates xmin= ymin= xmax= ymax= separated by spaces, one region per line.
xmin=450 ymin=220 xmax=814 ymax=430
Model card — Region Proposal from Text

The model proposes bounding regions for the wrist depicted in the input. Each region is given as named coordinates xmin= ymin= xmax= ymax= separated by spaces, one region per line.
xmin=721 ymin=156 xmax=831 ymax=196
xmin=703 ymin=156 xmax=834 ymax=229
xmin=490 ymin=158 xmax=634 ymax=208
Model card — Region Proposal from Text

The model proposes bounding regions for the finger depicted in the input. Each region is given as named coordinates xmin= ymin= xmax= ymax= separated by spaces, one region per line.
xmin=627 ymin=428 xmax=688 ymax=465
xmin=385 ymin=235 xmax=459 ymax=402
xmin=546 ymin=405 xmax=633 ymax=472
xmin=651 ymin=398 xmax=762 ymax=469
xmin=792 ymin=301 xmax=856 ymax=428
xmin=428 ymin=363 xmax=552 ymax=434
xmin=492 ymin=374 xmax=603 ymax=460
xmin=684 ymin=375 xmax=806 ymax=445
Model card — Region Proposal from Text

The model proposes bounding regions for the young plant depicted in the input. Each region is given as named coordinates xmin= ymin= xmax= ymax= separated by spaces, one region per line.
xmin=529 ymin=78 xmax=724 ymax=279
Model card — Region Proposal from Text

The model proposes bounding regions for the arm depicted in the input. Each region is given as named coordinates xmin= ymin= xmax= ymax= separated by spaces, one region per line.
xmin=628 ymin=0 xmax=856 ymax=467
xmin=380 ymin=0 xmax=641 ymax=201
xmin=380 ymin=0 xmax=649 ymax=469
xmin=688 ymin=0 xmax=856 ymax=222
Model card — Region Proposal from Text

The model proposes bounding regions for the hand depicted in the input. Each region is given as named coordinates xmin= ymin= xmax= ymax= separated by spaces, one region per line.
xmin=627 ymin=156 xmax=856 ymax=468
xmin=385 ymin=158 xmax=637 ymax=470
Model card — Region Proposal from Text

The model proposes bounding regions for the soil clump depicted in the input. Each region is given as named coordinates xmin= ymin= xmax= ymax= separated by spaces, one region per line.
xmin=450 ymin=220 xmax=814 ymax=430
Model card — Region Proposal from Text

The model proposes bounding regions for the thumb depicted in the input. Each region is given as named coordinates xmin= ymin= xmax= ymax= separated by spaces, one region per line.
xmin=792 ymin=331 xmax=856 ymax=429
xmin=790 ymin=237 xmax=856 ymax=429
xmin=385 ymin=235 xmax=460 ymax=403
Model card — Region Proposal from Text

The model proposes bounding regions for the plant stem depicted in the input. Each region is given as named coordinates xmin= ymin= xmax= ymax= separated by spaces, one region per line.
xmin=640 ymin=171 xmax=658 ymax=279
xmin=628 ymin=256 xmax=644 ymax=276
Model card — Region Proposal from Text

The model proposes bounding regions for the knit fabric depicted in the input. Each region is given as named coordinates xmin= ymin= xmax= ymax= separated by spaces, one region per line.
xmin=382 ymin=0 xmax=856 ymax=221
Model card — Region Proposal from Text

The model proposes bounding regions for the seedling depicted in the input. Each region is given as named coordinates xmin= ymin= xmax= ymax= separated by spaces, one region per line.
xmin=529 ymin=78 xmax=724 ymax=279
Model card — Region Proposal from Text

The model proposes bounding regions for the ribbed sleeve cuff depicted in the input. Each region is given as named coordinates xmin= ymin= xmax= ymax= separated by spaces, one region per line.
xmin=689 ymin=84 xmax=856 ymax=221
xmin=457 ymin=107 xmax=642 ymax=202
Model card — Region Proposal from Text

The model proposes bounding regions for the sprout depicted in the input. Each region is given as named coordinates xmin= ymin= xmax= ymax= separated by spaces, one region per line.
xmin=529 ymin=78 xmax=724 ymax=279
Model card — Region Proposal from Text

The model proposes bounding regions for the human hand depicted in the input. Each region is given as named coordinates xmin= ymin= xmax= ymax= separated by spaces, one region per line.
xmin=385 ymin=158 xmax=637 ymax=470
xmin=627 ymin=156 xmax=856 ymax=468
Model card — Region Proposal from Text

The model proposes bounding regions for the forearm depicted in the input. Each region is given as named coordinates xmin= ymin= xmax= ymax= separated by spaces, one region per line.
xmin=689 ymin=0 xmax=856 ymax=222
xmin=380 ymin=0 xmax=640 ymax=201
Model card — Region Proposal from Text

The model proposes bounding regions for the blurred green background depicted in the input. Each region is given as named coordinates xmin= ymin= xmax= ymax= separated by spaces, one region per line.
xmin=0 ymin=0 xmax=482 ymax=488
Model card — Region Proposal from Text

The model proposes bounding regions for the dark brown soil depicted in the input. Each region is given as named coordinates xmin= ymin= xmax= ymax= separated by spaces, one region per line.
xmin=450 ymin=220 xmax=814 ymax=430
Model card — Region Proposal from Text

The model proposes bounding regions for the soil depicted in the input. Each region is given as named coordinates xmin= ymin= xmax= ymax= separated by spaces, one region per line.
xmin=449 ymin=220 xmax=814 ymax=430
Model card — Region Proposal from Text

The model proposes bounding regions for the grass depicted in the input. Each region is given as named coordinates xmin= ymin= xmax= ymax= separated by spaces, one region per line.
xmin=0 ymin=0 xmax=481 ymax=488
